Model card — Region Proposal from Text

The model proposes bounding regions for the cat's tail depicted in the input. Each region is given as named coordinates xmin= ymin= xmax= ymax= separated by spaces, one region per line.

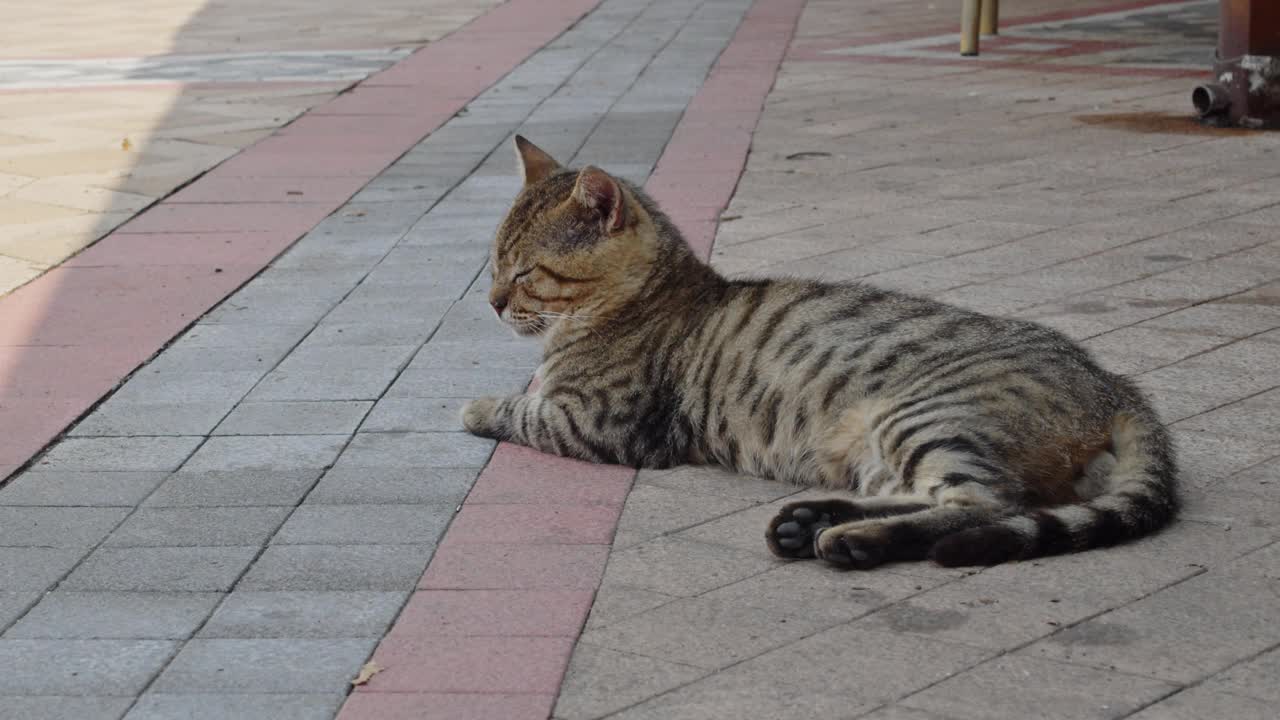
xmin=929 ymin=412 xmax=1180 ymax=567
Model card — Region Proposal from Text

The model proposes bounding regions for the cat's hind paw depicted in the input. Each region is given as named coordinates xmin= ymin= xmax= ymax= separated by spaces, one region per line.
xmin=766 ymin=502 xmax=839 ymax=559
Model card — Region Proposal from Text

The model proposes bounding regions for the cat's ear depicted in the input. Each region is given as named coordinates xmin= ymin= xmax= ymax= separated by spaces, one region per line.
xmin=572 ymin=166 xmax=626 ymax=233
xmin=514 ymin=135 xmax=561 ymax=186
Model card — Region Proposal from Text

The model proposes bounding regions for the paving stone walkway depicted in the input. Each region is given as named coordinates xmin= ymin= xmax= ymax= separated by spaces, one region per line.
xmin=0 ymin=0 xmax=761 ymax=717
xmin=3 ymin=0 xmax=1280 ymax=719
xmin=555 ymin=1 xmax=1280 ymax=719
xmin=0 ymin=0 xmax=500 ymax=297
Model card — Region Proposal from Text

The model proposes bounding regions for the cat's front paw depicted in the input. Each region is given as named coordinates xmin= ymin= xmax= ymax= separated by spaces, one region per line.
xmin=461 ymin=397 xmax=504 ymax=439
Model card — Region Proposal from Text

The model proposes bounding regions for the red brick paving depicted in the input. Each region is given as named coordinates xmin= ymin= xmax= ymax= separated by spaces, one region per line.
xmin=418 ymin=544 xmax=611 ymax=591
xmin=392 ymin=590 xmax=595 ymax=637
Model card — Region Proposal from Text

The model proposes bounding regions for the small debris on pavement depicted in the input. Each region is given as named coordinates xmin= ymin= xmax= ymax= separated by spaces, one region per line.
xmin=352 ymin=661 xmax=383 ymax=686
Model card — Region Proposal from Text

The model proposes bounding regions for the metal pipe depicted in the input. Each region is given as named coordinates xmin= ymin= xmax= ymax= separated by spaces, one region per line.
xmin=981 ymin=0 xmax=1000 ymax=36
xmin=1191 ymin=83 xmax=1231 ymax=117
xmin=961 ymin=0 xmax=981 ymax=56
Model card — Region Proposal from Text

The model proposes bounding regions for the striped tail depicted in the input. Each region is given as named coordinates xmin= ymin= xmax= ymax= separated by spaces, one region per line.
xmin=930 ymin=412 xmax=1180 ymax=567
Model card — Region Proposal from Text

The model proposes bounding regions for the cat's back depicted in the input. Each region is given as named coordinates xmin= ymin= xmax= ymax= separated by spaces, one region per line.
xmin=696 ymin=275 xmax=1113 ymax=415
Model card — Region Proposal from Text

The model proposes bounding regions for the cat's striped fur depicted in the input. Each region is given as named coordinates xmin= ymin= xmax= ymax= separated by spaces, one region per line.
xmin=461 ymin=136 xmax=1180 ymax=568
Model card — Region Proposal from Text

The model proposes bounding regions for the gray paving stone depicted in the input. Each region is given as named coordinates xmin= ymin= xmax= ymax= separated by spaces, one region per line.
xmin=62 ymin=547 xmax=259 ymax=592
xmin=857 ymin=578 xmax=1101 ymax=651
xmin=612 ymin=484 xmax=758 ymax=550
xmin=0 ymin=639 xmax=177 ymax=695
xmin=674 ymin=497 xmax=810 ymax=554
xmin=181 ymin=435 xmax=347 ymax=472
xmin=110 ymin=370 xmax=264 ymax=405
xmin=359 ymin=397 xmax=470 ymax=432
xmin=335 ymin=431 xmax=494 ymax=469
xmin=1114 ymin=514 xmax=1275 ymax=567
xmin=1143 ymin=301 xmax=1280 ymax=340
xmin=144 ymin=470 xmax=322 ymax=507
xmin=35 ymin=437 xmax=203 ymax=472
xmin=584 ymin=583 xmax=678 ymax=632
xmin=214 ymin=401 xmax=372 ymax=436
xmin=385 ymin=366 xmax=532 ymax=398
xmin=150 ymin=638 xmax=375 ymax=693
xmin=268 ymin=245 xmax=387 ymax=273
xmin=0 ymin=507 xmax=129 ymax=547
xmin=273 ymin=504 xmax=454 ymax=545
xmin=901 ymin=655 xmax=1178 ymax=720
xmin=5 ymin=592 xmax=221 ymax=640
xmin=238 ymin=544 xmax=432 ymax=591
xmin=0 ymin=548 xmax=87 ymax=590
xmin=198 ymin=591 xmax=406 ymax=639
xmin=1026 ymin=570 xmax=1280 ymax=683
xmin=351 ymin=177 xmax=451 ymax=204
xmin=244 ymin=368 xmax=398 ymax=402
xmin=201 ymin=283 xmax=345 ymax=326
xmin=0 ymin=592 xmax=39 ymax=631
xmin=70 ymin=401 xmax=235 ymax=437
xmin=174 ymin=323 xmax=311 ymax=354
xmin=1125 ymin=686 xmax=1275 ymax=720
xmin=857 ymin=707 xmax=962 ymax=720
xmin=0 ymin=696 xmax=133 ymax=720
xmin=124 ymin=693 xmax=344 ymax=720
xmin=310 ymin=202 xmax=424 ymax=236
xmin=431 ymin=299 xmax=527 ymax=344
xmin=324 ymin=284 xmax=462 ymax=319
xmin=638 ymin=466 xmax=797 ymax=503
xmin=362 ymin=248 xmax=487 ymax=287
xmin=247 ymin=345 xmax=416 ymax=402
xmin=304 ymin=466 xmax=476 ymax=505
xmin=601 ymin=536 xmax=779 ymax=598
xmin=582 ymin=595 xmax=833 ymax=671
xmin=555 ymin=642 xmax=708 ymax=720
xmin=0 ymin=471 xmax=167 ymax=507
xmin=1206 ymin=644 xmax=1280 ymax=701
xmin=406 ymin=339 xmax=540 ymax=370
xmin=701 ymin=561 xmax=934 ymax=626
xmin=305 ymin=320 xmax=438 ymax=347
xmin=610 ymin=626 xmax=992 ymax=720
xmin=105 ymin=507 xmax=290 ymax=547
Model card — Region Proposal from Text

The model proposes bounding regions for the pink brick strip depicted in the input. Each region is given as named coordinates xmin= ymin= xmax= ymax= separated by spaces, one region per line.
xmin=0 ymin=0 xmax=599 ymax=480
xmin=342 ymin=0 xmax=807 ymax=717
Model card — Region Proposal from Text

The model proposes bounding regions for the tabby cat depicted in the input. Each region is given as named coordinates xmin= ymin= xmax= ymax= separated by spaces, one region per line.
xmin=461 ymin=136 xmax=1179 ymax=569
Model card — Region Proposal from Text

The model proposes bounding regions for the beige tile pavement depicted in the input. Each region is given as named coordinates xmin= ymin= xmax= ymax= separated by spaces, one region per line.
xmin=0 ymin=0 xmax=501 ymax=297
xmin=555 ymin=1 xmax=1280 ymax=718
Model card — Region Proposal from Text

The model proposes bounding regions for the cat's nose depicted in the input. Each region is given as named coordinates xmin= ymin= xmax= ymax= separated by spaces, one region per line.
xmin=490 ymin=296 xmax=508 ymax=315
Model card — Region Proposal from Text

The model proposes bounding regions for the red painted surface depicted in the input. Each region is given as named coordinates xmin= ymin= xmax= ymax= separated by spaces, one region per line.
xmin=418 ymin=544 xmax=610 ymax=591
xmin=0 ymin=0 xmax=600 ymax=483
xmin=392 ymin=590 xmax=594 ymax=637
xmin=361 ymin=636 xmax=575 ymax=693
xmin=442 ymin=504 xmax=622 ymax=545
xmin=166 ymin=176 xmax=370 ymax=204
xmin=344 ymin=0 xmax=805 ymax=715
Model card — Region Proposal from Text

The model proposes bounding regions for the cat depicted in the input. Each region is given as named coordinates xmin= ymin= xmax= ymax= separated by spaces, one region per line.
xmin=460 ymin=135 xmax=1179 ymax=569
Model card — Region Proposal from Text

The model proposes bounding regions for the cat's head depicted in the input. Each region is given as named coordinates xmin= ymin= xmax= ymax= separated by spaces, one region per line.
xmin=487 ymin=136 xmax=660 ymax=338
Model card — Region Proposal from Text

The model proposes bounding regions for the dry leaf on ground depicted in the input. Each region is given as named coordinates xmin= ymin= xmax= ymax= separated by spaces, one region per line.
xmin=351 ymin=660 xmax=383 ymax=686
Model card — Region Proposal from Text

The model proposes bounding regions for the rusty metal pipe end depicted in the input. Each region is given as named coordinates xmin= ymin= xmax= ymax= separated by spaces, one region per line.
xmin=1191 ymin=83 xmax=1231 ymax=117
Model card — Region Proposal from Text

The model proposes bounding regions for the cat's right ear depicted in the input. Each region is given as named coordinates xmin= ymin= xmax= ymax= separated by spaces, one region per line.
xmin=514 ymin=135 xmax=561 ymax=186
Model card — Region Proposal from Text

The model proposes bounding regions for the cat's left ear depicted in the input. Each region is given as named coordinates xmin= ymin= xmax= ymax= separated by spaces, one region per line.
xmin=572 ymin=166 xmax=626 ymax=234
xmin=514 ymin=135 xmax=561 ymax=186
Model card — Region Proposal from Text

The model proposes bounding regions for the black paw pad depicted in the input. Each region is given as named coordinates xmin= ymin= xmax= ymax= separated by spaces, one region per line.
xmin=768 ymin=507 xmax=834 ymax=559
